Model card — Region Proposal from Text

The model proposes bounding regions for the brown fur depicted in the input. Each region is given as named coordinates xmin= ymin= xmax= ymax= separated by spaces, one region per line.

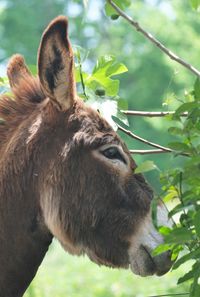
xmin=0 ymin=16 xmax=156 ymax=297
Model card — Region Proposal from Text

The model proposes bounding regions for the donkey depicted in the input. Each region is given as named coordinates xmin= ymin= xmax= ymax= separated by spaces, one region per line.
xmin=0 ymin=16 xmax=173 ymax=297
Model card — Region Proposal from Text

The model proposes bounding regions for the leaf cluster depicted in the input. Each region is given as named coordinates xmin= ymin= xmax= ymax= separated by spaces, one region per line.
xmin=155 ymin=78 xmax=200 ymax=296
xmin=74 ymin=46 xmax=129 ymax=128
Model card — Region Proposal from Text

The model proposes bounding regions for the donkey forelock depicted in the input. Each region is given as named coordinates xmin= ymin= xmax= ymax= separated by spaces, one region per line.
xmin=0 ymin=15 xmax=173 ymax=297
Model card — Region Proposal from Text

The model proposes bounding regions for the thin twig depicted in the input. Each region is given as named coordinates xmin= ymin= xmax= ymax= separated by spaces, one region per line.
xmin=178 ymin=172 xmax=193 ymax=251
xmin=129 ymin=149 xmax=171 ymax=155
xmin=80 ymin=67 xmax=88 ymax=99
xmin=117 ymin=124 xmax=189 ymax=157
xmin=179 ymin=172 xmax=185 ymax=209
xmin=76 ymin=53 xmax=88 ymax=100
xmin=107 ymin=0 xmax=200 ymax=78
xmin=148 ymin=293 xmax=189 ymax=297
xmin=118 ymin=124 xmax=173 ymax=152
xmin=122 ymin=110 xmax=188 ymax=117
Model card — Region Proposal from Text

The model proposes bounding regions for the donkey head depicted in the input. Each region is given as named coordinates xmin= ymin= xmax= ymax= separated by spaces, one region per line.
xmin=7 ymin=16 xmax=173 ymax=277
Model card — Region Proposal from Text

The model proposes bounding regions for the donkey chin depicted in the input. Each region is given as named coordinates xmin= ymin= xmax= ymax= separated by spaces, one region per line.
xmin=128 ymin=204 xmax=173 ymax=277
xmin=58 ymin=203 xmax=173 ymax=278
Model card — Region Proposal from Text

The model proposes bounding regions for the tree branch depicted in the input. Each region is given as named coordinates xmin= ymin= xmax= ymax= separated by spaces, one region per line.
xmin=121 ymin=110 xmax=188 ymax=117
xmin=148 ymin=293 xmax=189 ymax=297
xmin=76 ymin=51 xmax=88 ymax=100
xmin=129 ymin=149 xmax=171 ymax=155
xmin=117 ymin=124 xmax=189 ymax=157
xmin=117 ymin=124 xmax=172 ymax=152
xmin=107 ymin=0 xmax=200 ymax=77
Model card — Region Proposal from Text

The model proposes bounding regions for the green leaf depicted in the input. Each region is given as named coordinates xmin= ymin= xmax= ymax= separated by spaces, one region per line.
xmin=92 ymin=55 xmax=114 ymax=75
xmin=169 ymin=203 xmax=188 ymax=217
xmin=86 ymin=55 xmax=128 ymax=96
xmin=168 ymin=141 xmax=190 ymax=151
xmin=194 ymin=78 xmax=200 ymax=100
xmin=159 ymin=226 xmax=172 ymax=236
xmin=116 ymin=111 xmax=129 ymax=127
xmin=192 ymin=284 xmax=200 ymax=297
xmin=190 ymin=0 xmax=200 ymax=9
xmin=135 ymin=161 xmax=158 ymax=174
xmin=194 ymin=209 xmax=200 ymax=237
xmin=106 ymin=62 xmax=128 ymax=77
xmin=177 ymin=269 xmax=194 ymax=284
xmin=105 ymin=0 xmax=131 ymax=17
xmin=152 ymin=244 xmax=173 ymax=257
xmin=87 ymin=77 xmax=119 ymax=96
xmin=111 ymin=14 xmax=120 ymax=20
xmin=105 ymin=2 xmax=116 ymax=16
xmin=163 ymin=188 xmax=179 ymax=202
xmin=92 ymin=55 xmax=128 ymax=77
xmin=171 ymin=245 xmax=183 ymax=261
xmin=173 ymin=249 xmax=200 ymax=270
xmin=175 ymin=102 xmax=199 ymax=116
xmin=164 ymin=227 xmax=192 ymax=244
xmin=190 ymin=262 xmax=200 ymax=296
xmin=187 ymin=108 xmax=200 ymax=124
xmin=112 ymin=115 xmax=130 ymax=129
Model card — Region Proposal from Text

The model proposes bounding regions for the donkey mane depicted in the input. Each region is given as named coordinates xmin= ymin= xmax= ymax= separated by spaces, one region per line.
xmin=0 ymin=60 xmax=46 ymax=150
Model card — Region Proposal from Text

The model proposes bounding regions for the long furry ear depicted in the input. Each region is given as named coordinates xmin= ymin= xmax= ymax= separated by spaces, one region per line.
xmin=38 ymin=16 xmax=76 ymax=111
xmin=7 ymin=54 xmax=32 ymax=88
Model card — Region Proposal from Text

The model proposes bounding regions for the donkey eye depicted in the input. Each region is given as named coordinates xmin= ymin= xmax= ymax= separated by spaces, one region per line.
xmin=101 ymin=147 xmax=127 ymax=164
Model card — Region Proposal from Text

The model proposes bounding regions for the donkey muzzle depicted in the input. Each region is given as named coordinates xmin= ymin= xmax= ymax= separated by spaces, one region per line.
xmin=128 ymin=203 xmax=174 ymax=277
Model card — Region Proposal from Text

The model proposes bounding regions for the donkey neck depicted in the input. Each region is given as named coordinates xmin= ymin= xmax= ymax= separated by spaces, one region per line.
xmin=0 ymin=139 xmax=52 ymax=297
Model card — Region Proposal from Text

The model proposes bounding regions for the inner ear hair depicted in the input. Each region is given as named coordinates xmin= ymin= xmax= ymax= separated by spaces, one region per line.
xmin=7 ymin=54 xmax=32 ymax=88
xmin=38 ymin=16 xmax=76 ymax=112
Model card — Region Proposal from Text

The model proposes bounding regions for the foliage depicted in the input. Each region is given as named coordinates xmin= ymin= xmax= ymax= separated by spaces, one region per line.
xmin=74 ymin=46 xmax=128 ymax=128
xmin=135 ymin=160 xmax=159 ymax=174
xmin=151 ymin=77 xmax=200 ymax=296
xmin=75 ymin=49 xmax=128 ymax=98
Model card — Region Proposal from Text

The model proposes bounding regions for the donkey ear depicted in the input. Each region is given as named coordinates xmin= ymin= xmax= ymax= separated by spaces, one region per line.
xmin=7 ymin=54 xmax=32 ymax=88
xmin=38 ymin=16 xmax=76 ymax=111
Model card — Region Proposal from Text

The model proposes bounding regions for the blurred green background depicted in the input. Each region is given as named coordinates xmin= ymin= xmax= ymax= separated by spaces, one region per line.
xmin=0 ymin=0 xmax=199 ymax=296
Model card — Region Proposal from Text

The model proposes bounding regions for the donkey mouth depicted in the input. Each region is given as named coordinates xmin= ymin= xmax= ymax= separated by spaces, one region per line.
xmin=129 ymin=245 xmax=173 ymax=277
